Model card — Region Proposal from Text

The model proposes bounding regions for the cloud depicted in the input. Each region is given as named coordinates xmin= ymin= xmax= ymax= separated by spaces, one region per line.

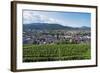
xmin=23 ymin=11 xmax=58 ymax=24
xmin=23 ymin=11 xmax=41 ymax=24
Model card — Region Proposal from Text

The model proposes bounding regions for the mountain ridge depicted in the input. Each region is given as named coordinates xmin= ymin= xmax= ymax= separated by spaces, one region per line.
xmin=23 ymin=23 xmax=90 ymax=31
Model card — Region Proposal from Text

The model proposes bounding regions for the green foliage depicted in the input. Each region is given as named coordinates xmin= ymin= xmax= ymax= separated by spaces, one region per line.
xmin=23 ymin=44 xmax=91 ymax=62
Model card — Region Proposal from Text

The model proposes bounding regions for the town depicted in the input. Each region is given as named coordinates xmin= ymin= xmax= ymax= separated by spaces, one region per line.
xmin=23 ymin=29 xmax=91 ymax=45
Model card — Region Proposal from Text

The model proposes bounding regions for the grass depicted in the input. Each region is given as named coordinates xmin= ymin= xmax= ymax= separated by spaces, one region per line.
xmin=23 ymin=43 xmax=91 ymax=62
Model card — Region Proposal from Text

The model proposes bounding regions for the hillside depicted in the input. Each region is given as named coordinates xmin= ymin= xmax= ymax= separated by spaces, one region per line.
xmin=23 ymin=23 xmax=90 ymax=31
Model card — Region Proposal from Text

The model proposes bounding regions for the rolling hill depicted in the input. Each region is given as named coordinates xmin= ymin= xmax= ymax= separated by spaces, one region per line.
xmin=23 ymin=23 xmax=90 ymax=31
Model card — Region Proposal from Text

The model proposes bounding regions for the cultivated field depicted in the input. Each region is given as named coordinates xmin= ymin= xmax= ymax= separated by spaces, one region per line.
xmin=23 ymin=43 xmax=91 ymax=62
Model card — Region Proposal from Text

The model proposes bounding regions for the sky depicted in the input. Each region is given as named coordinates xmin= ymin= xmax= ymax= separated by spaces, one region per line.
xmin=23 ymin=10 xmax=91 ymax=27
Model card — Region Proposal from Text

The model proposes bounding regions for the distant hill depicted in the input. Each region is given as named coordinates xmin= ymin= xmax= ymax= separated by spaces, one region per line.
xmin=80 ymin=26 xmax=91 ymax=30
xmin=23 ymin=23 xmax=90 ymax=31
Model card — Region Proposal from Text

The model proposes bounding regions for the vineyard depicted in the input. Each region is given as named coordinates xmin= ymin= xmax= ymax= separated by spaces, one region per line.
xmin=23 ymin=44 xmax=91 ymax=62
